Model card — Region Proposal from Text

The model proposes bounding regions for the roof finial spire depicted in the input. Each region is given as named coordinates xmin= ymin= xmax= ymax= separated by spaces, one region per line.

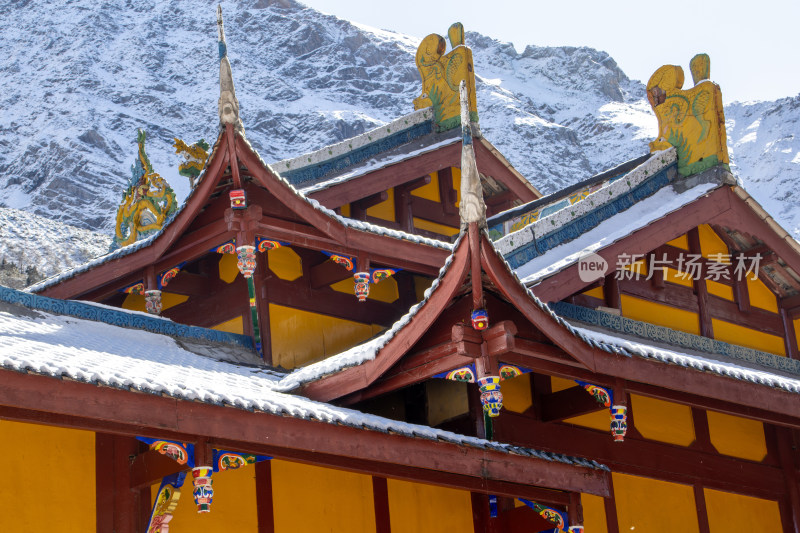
xmin=217 ymin=5 xmax=244 ymax=136
xmin=458 ymin=80 xmax=486 ymax=229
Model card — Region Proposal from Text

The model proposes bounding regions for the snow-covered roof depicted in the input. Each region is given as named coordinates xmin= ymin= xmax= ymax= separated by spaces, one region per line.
xmin=276 ymin=233 xmax=465 ymax=391
xmin=0 ymin=285 xmax=606 ymax=470
xmin=570 ymin=323 xmax=800 ymax=395
xmin=26 ymin=131 xmax=453 ymax=295
xmin=272 ymin=108 xmax=436 ymax=188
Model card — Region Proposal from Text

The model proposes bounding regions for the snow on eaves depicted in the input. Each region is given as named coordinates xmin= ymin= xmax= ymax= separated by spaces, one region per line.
xmin=570 ymin=325 xmax=800 ymax=394
xmin=515 ymin=182 xmax=719 ymax=284
xmin=0 ymin=297 xmax=605 ymax=470
xmin=298 ymin=136 xmax=460 ymax=196
xmin=275 ymin=232 xmax=465 ymax=392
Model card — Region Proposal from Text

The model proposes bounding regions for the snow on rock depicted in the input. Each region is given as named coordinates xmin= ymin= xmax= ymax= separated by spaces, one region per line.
xmin=0 ymin=0 xmax=797 ymax=272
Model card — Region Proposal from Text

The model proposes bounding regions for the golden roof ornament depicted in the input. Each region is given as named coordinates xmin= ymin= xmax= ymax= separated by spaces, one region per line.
xmin=413 ymin=23 xmax=478 ymax=132
xmin=111 ymin=129 xmax=177 ymax=250
xmin=217 ymin=5 xmax=244 ymax=137
xmin=458 ymin=80 xmax=486 ymax=229
xmin=646 ymin=53 xmax=729 ymax=177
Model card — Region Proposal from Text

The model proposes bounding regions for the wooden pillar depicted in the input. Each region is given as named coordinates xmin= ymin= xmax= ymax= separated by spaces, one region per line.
xmin=255 ymin=461 xmax=275 ymax=533
xmin=782 ymin=308 xmax=799 ymax=359
xmin=693 ymin=484 xmax=711 ymax=533
xmin=688 ymin=228 xmax=714 ymax=338
xmin=254 ymin=251 xmax=273 ymax=365
xmin=568 ymin=492 xmax=584 ymax=527
xmin=603 ymin=473 xmax=620 ymax=533
xmin=604 ymin=274 xmax=621 ymax=309
xmin=372 ymin=476 xmax=391 ymax=533
xmin=96 ymin=433 xmax=147 ymax=533
xmin=776 ymin=427 xmax=800 ymax=532
xmin=438 ymin=167 xmax=457 ymax=215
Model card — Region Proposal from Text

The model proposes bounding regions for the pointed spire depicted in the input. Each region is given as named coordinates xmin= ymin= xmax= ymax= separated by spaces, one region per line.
xmin=458 ymin=80 xmax=486 ymax=229
xmin=217 ymin=5 xmax=245 ymax=136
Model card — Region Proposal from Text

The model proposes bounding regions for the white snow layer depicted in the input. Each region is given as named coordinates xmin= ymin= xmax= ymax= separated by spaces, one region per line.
xmin=0 ymin=301 xmax=604 ymax=467
xmin=571 ymin=325 xmax=800 ymax=394
xmin=517 ymin=182 xmax=719 ymax=285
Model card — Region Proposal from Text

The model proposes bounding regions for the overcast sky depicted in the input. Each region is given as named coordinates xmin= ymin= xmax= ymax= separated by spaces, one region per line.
xmin=298 ymin=0 xmax=800 ymax=104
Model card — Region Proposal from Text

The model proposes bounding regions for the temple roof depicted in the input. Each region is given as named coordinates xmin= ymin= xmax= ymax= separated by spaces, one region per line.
xmin=0 ymin=284 xmax=607 ymax=472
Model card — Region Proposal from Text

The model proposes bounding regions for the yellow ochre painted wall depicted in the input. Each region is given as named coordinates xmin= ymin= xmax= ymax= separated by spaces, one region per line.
xmin=387 ymin=479 xmax=474 ymax=533
xmin=706 ymin=279 xmax=733 ymax=300
xmin=698 ymin=224 xmax=729 ymax=260
xmin=272 ymin=460 xmax=375 ymax=533
xmin=331 ymin=275 xmax=399 ymax=303
xmin=123 ymin=291 xmax=189 ymax=312
xmin=551 ymin=376 xmax=610 ymax=432
xmin=667 ymin=234 xmax=689 ymax=250
xmin=613 ymin=473 xmax=700 ymax=533
xmin=621 ymin=295 xmax=700 ymax=335
xmin=581 ymin=493 xmax=608 ymax=533
xmin=366 ymin=187 xmax=396 ymax=222
xmin=0 ymin=421 xmax=95 ymax=532
xmin=711 ymin=318 xmax=785 ymax=356
xmin=211 ymin=315 xmax=244 ymax=334
xmin=704 ymin=489 xmax=782 ymax=531
xmin=630 ymin=394 xmax=695 ymax=446
xmin=706 ymin=410 xmax=768 ymax=461
xmin=412 ymin=217 xmax=460 ymax=237
xmin=219 ymin=252 xmax=240 ymax=283
xmin=414 ymin=275 xmax=433 ymax=302
xmin=452 ymin=167 xmax=462 ymax=208
xmin=269 ymin=304 xmax=382 ymax=368
xmin=411 ymin=172 xmax=441 ymax=202
xmin=267 ymin=247 xmax=303 ymax=282
xmin=582 ymin=285 xmax=604 ymax=299
xmin=152 ymin=464 xmax=258 ymax=533
xmin=665 ymin=266 xmax=694 ymax=287
xmin=747 ymin=276 xmax=779 ymax=312
xmin=340 ymin=203 xmax=351 ymax=217
xmin=500 ymin=373 xmax=533 ymax=413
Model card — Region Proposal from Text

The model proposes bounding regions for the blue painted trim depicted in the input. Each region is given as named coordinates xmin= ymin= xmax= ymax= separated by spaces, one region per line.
xmin=282 ymin=120 xmax=433 ymax=186
xmin=504 ymin=165 xmax=673 ymax=270
xmin=0 ymin=285 xmax=254 ymax=350
xmin=552 ymin=301 xmax=800 ymax=376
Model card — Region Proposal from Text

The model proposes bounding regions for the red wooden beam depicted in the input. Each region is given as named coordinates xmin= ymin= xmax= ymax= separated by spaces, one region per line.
xmin=300 ymin=238 xmax=471 ymax=402
xmin=308 ymin=143 xmax=461 ymax=208
xmin=540 ymin=386 xmax=605 ymax=422
xmin=496 ymin=411 xmax=785 ymax=500
xmin=688 ymin=227 xmax=714 ymax=338
xmin=0 ymin=369 xmax=609 ymax=497
xmin=474 ymin=139 xmax=539 ymax=203
xmin=256 ymin=461 xmax=275 ymax=533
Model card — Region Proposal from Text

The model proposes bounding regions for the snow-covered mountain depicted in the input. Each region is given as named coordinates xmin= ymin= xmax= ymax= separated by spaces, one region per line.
xmin=0 ymin=0 xmax=797 ymax=283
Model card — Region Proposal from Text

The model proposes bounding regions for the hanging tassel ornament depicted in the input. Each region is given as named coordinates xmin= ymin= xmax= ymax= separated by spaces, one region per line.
xmin=478 ymin=376 xmax=503 ymax=417
xmin=610 ymin=405 xmax=628 ymax=442
xmin=354 ymin=272 xmax=370 ymax=302
xmin=144 ymin=289 xmax=162 ymax=315
xmin=236 ymin=245 xmax=263 ymax=356
xmin=191 ymin=466 xmax=214 ymax=513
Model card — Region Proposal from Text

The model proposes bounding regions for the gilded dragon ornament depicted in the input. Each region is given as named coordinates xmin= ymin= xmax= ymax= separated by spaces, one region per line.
xmin=111 ymin=129 xmax=177 ymax=250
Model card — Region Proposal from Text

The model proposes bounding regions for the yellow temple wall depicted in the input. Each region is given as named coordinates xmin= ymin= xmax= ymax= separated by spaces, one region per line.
xmin=153 ymin=464 xmax=259 ymax=533
xmin=706 ymin=410 xmax=768 ymax=461
xmin=387 ymin=478 xmax=474 ymax=533
xmin=0 ymin=420 xmax=95 ymax=532
xmin=613 ymin=473 xmax=701 ymax=532
xmin=272 ymin=460 xmax=376 ymax=533
xmin=269 ymin=303 xmax=383 ymax=369
xmin=704 ymin=489 xmax=783 ymax=531
xmin=629 ymin=394 xmax=695 ymax=446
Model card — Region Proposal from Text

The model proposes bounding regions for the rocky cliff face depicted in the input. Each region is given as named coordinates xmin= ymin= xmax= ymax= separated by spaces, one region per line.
xmin=0 ymin=0 xmax=797 ymax=279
